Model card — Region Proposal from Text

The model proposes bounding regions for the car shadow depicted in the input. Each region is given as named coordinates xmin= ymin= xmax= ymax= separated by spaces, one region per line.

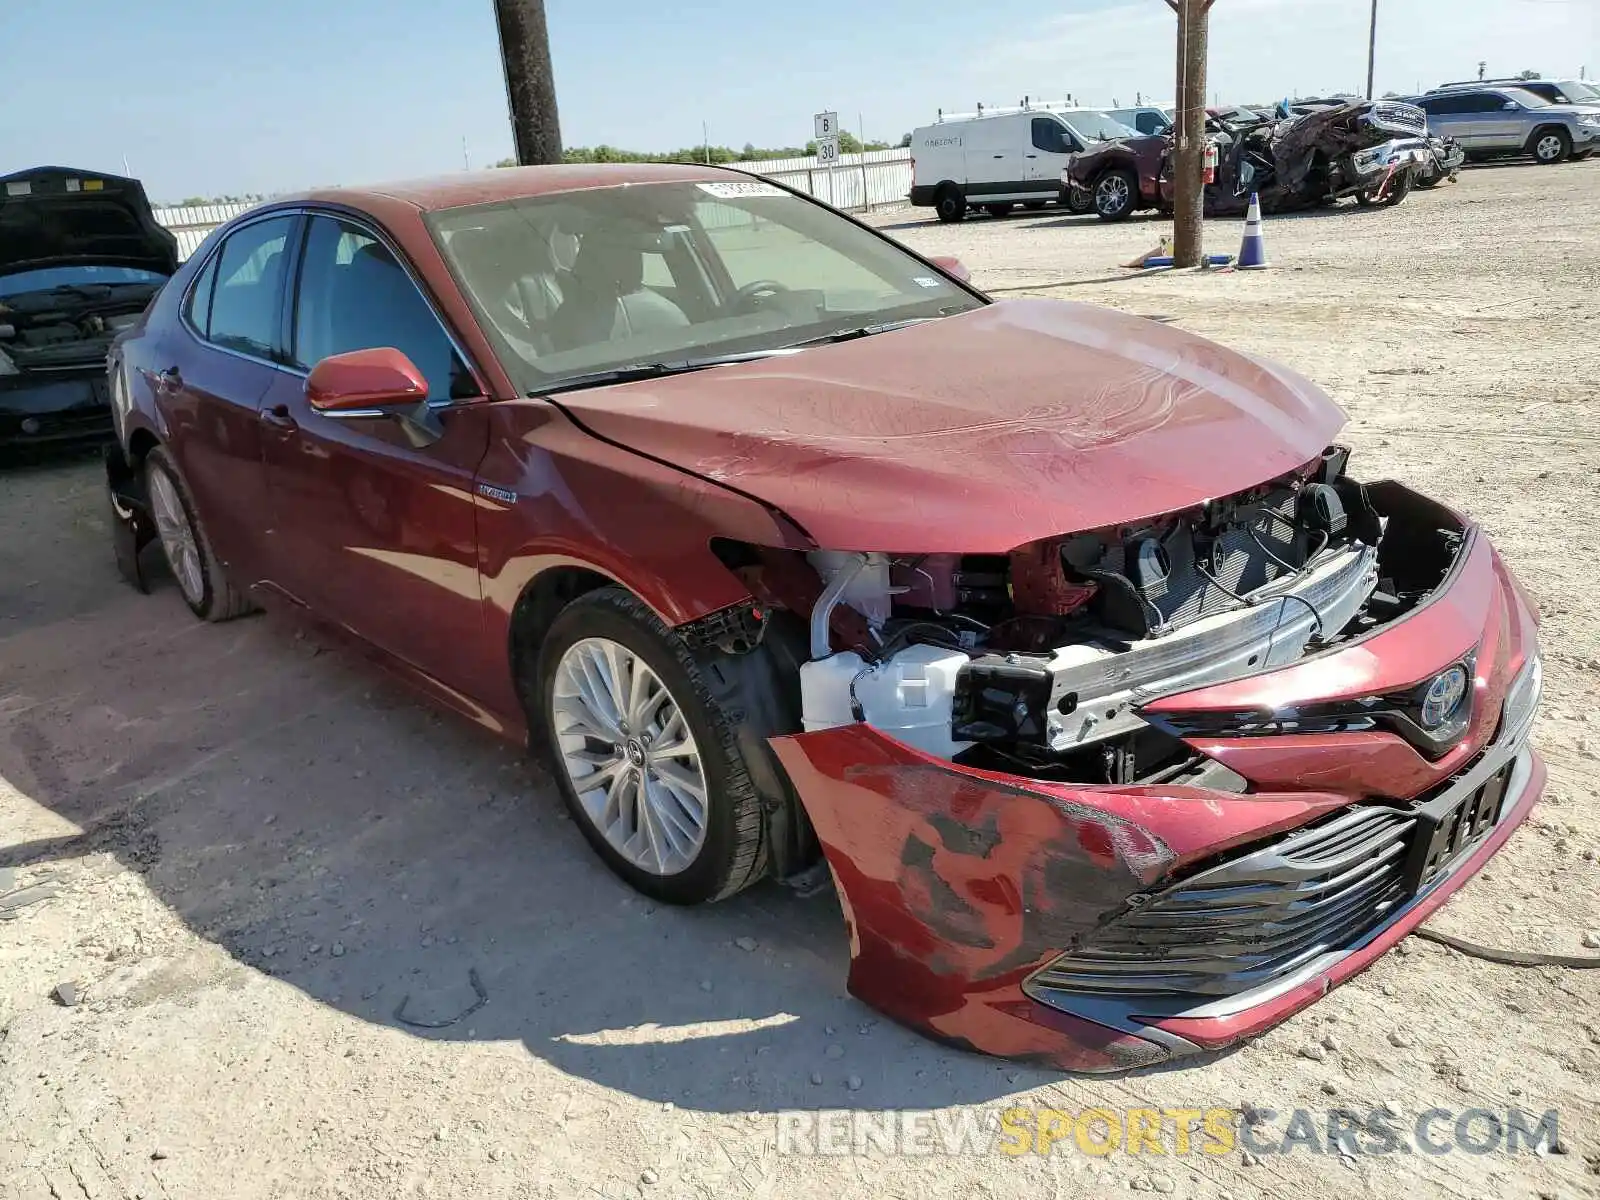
xmin=0 ymin=460 xmax=1233 ymax=1113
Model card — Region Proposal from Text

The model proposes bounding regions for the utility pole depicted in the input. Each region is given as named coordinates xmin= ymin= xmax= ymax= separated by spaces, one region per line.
xmin=493 ymin=0 xmax=562 ymax=165
xmin=1164 ymin=0 xmax=1214 ymax=268
xmin=1365 ymin=0 xmax=1378 ymax=99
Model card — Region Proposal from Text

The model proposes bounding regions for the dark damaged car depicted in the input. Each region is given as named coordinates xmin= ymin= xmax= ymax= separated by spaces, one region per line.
xmin=0 ymin=167 xmax=176 ymax=450
xmin=1066 ymin=100 xmax=1441 ymax=220
xmin=105 ymin=164 xmax=1543 ymax=1072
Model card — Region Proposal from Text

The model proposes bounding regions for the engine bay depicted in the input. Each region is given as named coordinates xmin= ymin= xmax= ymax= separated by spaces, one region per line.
xmin=0 ymin=282 xmax=160 ymax=373
xmin=732 ymin=447 xmax=1468 ymax=790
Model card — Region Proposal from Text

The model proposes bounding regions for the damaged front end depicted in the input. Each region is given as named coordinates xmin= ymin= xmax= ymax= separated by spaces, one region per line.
xmin=759 ymin=447 xmax=1543 ymax=1071
xmin=1204 ymin=100 xmax=1434 ymax=214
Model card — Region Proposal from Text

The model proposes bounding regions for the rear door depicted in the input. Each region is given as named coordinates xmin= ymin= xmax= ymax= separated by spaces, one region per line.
xmin=259 ymin=211 xmax=495 ymax=697
xmin=160 ymin=213 xmax=299 ymax=585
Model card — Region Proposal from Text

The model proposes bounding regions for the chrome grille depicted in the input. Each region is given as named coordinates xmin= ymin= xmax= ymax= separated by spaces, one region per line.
xmin=1028 ymin=806 xmax=1414 ymax=997
xmin=1028 ymin=655 xmax=1541 ymax=1008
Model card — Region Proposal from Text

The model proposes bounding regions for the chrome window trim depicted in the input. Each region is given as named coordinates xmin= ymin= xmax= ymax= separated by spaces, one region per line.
xmin=176 ymin=210 xmax=300 ymax=374
xmin=175 ymin=206 xmax=489 ymax=410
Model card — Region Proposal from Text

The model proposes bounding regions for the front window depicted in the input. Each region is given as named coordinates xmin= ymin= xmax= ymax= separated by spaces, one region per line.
xmin=0 ymin=264 xmax=167 ymax=298
xmin=291 ymin=216 xmax=469 ymax=401
xmin=428 ymin=180 xmax=981 ymax=392
xmin=1061 ymin=112 xmax=1138 ymax=143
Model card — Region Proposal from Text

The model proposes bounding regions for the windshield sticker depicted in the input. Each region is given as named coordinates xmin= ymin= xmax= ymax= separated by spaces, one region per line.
xmin=65 ymin=179 xmax=81 ymax=192
xmin=5 ymin=181 xmax=32 ymax=197
xmin=912 ymin=277 xmax=942 ymax=288
xmin=697 ymin=181 xmax=785 ymax=199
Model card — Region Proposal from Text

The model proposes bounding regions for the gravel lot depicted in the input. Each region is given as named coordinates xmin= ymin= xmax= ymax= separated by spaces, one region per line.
xmin=2 ymin=163 xmax=1598 ymax=1200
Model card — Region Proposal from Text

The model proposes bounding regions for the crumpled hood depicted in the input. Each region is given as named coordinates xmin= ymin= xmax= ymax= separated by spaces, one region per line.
xmin=554 ymin=298 xmax=1346 ymax=552
xmin=0 ymin=167 xmax=178 ymax=277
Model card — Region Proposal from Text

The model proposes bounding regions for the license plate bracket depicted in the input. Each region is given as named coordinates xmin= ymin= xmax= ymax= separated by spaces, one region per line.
xmin=1401 ymin=762 xmax=1513 ymax=894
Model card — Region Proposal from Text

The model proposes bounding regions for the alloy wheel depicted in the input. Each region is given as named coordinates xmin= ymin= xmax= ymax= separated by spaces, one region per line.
xmin=149 ymin=468 xmax=204 ymax=606
xmin=1097 ymin=175 xmax=1131 ymax=216
xmin=1535 ymin=134 xmax=1564 ymax=163
xmin=551 ymin=637 xmax=708 ymax=876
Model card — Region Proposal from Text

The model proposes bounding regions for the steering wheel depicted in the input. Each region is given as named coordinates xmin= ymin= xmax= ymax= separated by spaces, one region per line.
xmin=732 ymin=279 xmax=791 ymax=310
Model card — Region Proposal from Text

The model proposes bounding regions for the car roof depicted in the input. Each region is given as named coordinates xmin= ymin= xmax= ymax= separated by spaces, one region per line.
xmin=278 ymin=161 xmax=741 ymax=215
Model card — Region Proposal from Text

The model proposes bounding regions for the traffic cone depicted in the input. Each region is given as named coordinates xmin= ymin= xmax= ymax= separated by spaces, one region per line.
xmin=1237 ymin=193 xmax=1270 ymax=270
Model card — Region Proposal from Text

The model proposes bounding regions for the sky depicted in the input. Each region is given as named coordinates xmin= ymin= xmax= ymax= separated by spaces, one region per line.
xmin=2 ymin=0 xmax=1596 ymax=203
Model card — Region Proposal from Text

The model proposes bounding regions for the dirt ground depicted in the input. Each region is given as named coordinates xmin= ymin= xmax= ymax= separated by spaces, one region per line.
xmin=2 ymin=163 xmax=1598 ymax=1200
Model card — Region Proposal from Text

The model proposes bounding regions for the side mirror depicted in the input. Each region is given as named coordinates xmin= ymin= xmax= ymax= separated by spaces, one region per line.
xmin=306 ymin=347 xmax=428 ymax=412
xmin=306 ymin=347 xmax=443 ymax=447
xmin=929 ymin=255 xmax=971 ymax=284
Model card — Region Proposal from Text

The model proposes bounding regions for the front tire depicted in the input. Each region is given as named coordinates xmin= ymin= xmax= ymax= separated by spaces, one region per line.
xmin=144 ymin=446 xmax=254 ymax=622
xmin=538 ymin=587 xmax=768 ymax=905
xmin=1093 ymin=168 xmax=1139 ymax=221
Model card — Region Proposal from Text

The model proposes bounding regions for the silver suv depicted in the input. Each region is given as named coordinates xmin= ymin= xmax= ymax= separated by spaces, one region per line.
xmin=1416 ymin=86 xmax=1600 ymax=164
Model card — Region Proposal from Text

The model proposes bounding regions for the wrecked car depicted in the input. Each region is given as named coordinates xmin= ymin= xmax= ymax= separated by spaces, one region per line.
xmin=1066 ymin=100 xmax=1436 ymax=220
xmin=1 ymin=167 xmax=176 ymax=450
xmin=1415 ymin=133 xmax=1467 ymax=188
xmin=105 ymin=164 xmax=1543 ymax=1072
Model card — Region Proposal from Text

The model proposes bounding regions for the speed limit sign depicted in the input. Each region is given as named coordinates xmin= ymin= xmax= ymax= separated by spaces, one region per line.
xmin=814 ymin=111 xmax=838 ymax=139
xmin=816 ymin=135 xmax=841 ymax=165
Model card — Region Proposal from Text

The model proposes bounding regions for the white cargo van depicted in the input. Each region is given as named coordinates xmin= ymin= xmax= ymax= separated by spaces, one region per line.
xmin=909 ymin=104 xmax=1138 ymax=222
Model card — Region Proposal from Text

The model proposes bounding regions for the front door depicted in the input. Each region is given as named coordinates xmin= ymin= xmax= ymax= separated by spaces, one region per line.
xmin=259 ymin=213 xmax=496 ymax=703
xmin=1025 ymin=117 xmax=1078 ymax=188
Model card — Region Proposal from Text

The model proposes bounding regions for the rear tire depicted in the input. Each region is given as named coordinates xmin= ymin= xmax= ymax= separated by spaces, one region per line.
xmin=934 ymin=185 xmax=966 ymax=223
xmin=1093 ymin=168 xmax=1139 ymax=221
xmin=537 ymin=587 xmax=769 ymax=905
xmin=1530 ymin=127 xmax=1571 ymax=165
xmin=144 ymin=446 xmax=255 ymax=622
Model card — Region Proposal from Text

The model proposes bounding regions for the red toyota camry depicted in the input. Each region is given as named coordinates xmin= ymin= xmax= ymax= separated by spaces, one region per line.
xmin=105 ymin=163 xmax=1542 ymax=1072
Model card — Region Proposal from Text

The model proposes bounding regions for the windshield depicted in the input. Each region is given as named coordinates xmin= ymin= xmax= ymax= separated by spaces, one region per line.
xmin=1504 ymin=88 xmax=1551 ymax=109
xmin=428 ymin=180 xmax=982 ymax=392
xmin=0 ymin=264 xmax=168 ymax=298
xmin=1561 ymin=80 xmax=1600 ymax=103
xmin=1064 ymin=113 xmax=1138 ymax=142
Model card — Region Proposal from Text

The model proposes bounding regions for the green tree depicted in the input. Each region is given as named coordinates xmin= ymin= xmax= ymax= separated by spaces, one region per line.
xmin=1517 ymin=69 xmax=1541 ymax=80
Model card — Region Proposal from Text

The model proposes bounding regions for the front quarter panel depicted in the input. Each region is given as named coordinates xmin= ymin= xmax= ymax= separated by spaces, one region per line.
xmin=473 ymin=399 xmax=811 ymax=728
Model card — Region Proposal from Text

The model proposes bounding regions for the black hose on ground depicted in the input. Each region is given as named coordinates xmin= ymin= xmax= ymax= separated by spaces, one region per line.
xmin=1412 ymin=927 xmax=1600 ymax=969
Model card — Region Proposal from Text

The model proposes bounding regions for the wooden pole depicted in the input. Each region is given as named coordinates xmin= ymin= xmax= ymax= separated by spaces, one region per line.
xmin=494 ymin=0 xmax=562 ymax=165
xmin=1366 ymin=0 xmax=1379 ymax=100
xmin=1166 ymin=0 xmax=1212 ymax=268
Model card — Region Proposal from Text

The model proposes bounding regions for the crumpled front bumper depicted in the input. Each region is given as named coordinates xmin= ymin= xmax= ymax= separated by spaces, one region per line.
xmin=769 ymin=529 xmax=1543 ymax=1072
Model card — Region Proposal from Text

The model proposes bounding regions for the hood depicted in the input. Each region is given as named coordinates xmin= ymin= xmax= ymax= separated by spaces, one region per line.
xmin=0 ymin=167 xmax=178 ymax=278
xmin=551 ymin=299 xmax=1346 ymax=553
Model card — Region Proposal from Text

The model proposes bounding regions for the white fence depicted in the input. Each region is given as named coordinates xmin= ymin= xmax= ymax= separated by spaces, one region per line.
xmin=154 ymin=201 xmax=260 ymax=260
xmin=151 ymin=150 xmax=915 ymax=259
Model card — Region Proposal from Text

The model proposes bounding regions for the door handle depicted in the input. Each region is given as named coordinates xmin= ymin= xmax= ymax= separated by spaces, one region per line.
xmin=259 ymin=403 xmax=297 ymax=431
xmin=993 ymin=154 xmax=1005 ymax=158
xmin=1026 ymin=153 xmax=1038 ymax=158
xmin=155 ymin=366 xmax=182 ymax=392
